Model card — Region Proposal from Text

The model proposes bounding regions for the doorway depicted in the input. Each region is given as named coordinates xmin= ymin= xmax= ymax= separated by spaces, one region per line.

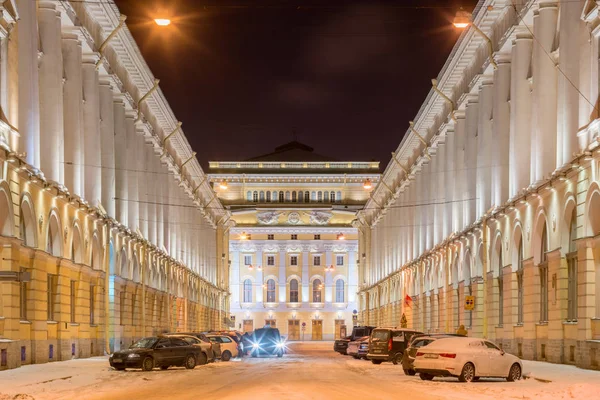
xmin=243 ymin=319 xmax=254 ymax=333
xmin=312 ymin=320 xmax=323 ymax=340
xmin=334 ymin=319 xmax=346 ymax=340
xmin=288 ymin=320 xmax=300 ymax=341
xmin=265 ymin=319 xmax=276 ymax=328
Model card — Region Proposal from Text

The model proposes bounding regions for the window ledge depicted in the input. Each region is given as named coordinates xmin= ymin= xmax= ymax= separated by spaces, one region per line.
xmin=69 ymin=323 xmax=80 ymax=327
xmin=263 ymin=302 xmax=279 ymax=308
xmin=19 ymin=320 xmax=31 ymax=325
xmin=562 ymin=320 xmax=578 ymax=325
xmin=90 ymin=324 xmax=98 ymax=327
xmin=286 ymin=303 xmax=301 ymax=308
xmin=495 ymin=325 xmax=504 ymax=328
xmin=514 ymin=323 xmax=524 ymax=327
xmin=310 ymin=302 xmax=325 ymax=308
xmin=536 ymin=321 xmax=549 ymax=326
xmin=47 ymin=321 xmax=58 ymax=325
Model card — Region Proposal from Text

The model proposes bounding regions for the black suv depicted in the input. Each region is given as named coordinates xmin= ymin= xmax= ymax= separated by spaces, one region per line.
xmin=334 ymin=326 xmax=375 ymax=355
xmin=250 ymin=327 xmax=285 ymax=357
xmin=367 ymin=328 xmax=423 ymax=365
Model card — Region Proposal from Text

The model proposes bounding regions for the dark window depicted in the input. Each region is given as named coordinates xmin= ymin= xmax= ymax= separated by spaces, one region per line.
xmin=313 ymin=256 xmax=321 ymax=266
xmin=313 ymin=279 xmax=322 ymax=302
xmin=517 ymin=238 xmax=524 ymax=324
xmin=290 ymin=256 xmax=298 ymax=266
xmin=70 ymin=280 xmax=77 ymax=323
xmin=267 ymin=234 xmax=274 ymax=240
xmin=291 ymin=234 xmax=298 ymax=240
xmin=539 ymin=225 xmax=548 ymax=322
xmin=292 ymin=191 xmax=297 ymax=202
xmin=279 ymin=192 xmax=284 ymax=202
xmin=314 ymin=234 xmax=320 ymax=240
xmin=267 ymin=256 xmax=275 ymax=266
xmin=20 ymin=268 xmax=28 ymax=320
xmin=266 ymin=279 xmax=276 ymax=302
xmin=484 ymin=341 xmax=500 ymax=350
xmin=90 ymin=285 xmax=95 ymax=325
xmin=253 ymin=191 xmax=258 ymax=202
xmin=305 ymin=192 xmax=310 ymax=202
xmin=567 ymin=211 xmax=578 ymax=321
xmin=266 ymin=191 xmax=271 ymax=202
xmin=290 ymin=279 xmax=299 ymax=303
xmin=47 ymin=274 xmax=57 ymax=321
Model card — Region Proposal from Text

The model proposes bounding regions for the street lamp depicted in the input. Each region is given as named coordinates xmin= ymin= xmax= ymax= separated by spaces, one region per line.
xmin=219 ymin=180 xmax=228 ymax=190
xmin=240 ymin=232 xmax=248 ymax=240
xmin=337 ymin=233 xmax=345 ymax=241
xmin=154 ymin=18 xmax=171 ymax=26
xmin=452 ymin=10 xmax=497 ymax=70
xmin=363 ymin=179 xmax=372 ymax=190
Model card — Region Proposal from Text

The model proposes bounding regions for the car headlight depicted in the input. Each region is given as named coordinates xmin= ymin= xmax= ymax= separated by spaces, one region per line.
xmin=276 ymin=342 xmax=285 ymax=349
xmin=127 ymin=353 xmax=141 ymax=358
xmin=252 ymin=343 xmax=260 ymax=350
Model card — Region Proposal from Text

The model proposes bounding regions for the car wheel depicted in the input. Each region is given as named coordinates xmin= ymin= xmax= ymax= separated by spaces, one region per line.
xmin=404 ymin=369 xmax=416 ymax=376
xmin=392 ymin=354 xmax=402 ymax=365
xmin=419 ymin=373 xmax=434 ymax=381
xmin=371 ymin=360 xmax=382 ymax=365
xmin=507 ymin=363 xmax=521 ymax=382
xmin=197 ymin=352 xmax=208 ymax=366
xmin=222 ymin=351 xmax=232 ymax=362
xmin=185 ymin=354 xmax=196 ymax=370
xmin=142 ymin=357 xmax=154 ymax=372
xmin=160 ymin=366 xmax=169 ymax=370
xmin=459 ymin=362 xmax=476 ymax=382
xmin=352 ymin=355 xmax=359 ymax=359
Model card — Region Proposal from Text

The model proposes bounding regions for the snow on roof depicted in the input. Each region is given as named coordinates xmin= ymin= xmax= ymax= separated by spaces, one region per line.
xmin=424 ymin=337 xmax=481 ymax=349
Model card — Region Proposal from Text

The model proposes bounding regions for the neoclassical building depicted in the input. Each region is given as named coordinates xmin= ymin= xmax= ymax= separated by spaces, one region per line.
xmin=0 ymin=1 xmax=229 ymax=370
xmin=358 ymin=0 xmax=600 ymax=370
xmin=209 ymin=142 xmax=379 ymax=340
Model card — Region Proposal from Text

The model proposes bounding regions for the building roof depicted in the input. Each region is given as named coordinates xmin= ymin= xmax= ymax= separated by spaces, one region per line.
xmin=246 ymin=141 xmax=338 ymax=162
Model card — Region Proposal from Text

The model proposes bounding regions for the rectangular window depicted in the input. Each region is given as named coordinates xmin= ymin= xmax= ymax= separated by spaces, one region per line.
xmin=539 ymin=263 xmax=548 ymax=322
xmin=313 ymin=256 xmax=321 ymax=266
xmin=90 ymin=285 xmax=95 ymax=325
xmin=498 ymin=276 xmax=504 ymax=326
xmin=314 ymin=234 xmax=320 ymax=240
xmin=120 ymin=291 xmax=126 ymax=325
xmin=267 ymin=256 xmax=275 ymax=266
xmin=267 ymin=234 xmax=274 ymax=240
xmin=70 ymin=280 xmax=77 ymax=323
xmin=131 ymin=294 xmax=136 ymax=325
xmin=336 ymin=255 xmax=344 ymax=266
xmin=20 ymin=268 xmax=28 ymax=321
xmin=290 ymin=256 xmax=298 ymax=266
xmin=244 ymin=255 xmax=252 ymax=266
xmin=567 ymin=252 xmax=578 ymax=321
xmin=291 ymin=234 xmax=298 ymax=240
xmin=47 ymin=274 xmax=57 ymax=321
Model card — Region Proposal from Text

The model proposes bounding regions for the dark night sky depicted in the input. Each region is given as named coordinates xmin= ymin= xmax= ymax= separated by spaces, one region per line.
xmin=113 ymin=0 xmax=479 ymax=170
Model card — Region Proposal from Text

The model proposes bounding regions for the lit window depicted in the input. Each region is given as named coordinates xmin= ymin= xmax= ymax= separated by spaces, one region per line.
xmin=336 ymin=255 xmax=344 ymax=266
xmin=324 ymin=191 xmax=329 ymax=202
xmin=244 ymin=255 xmax=252 ymax=266
xmin=313 ymin=279 xmax=322 ymax=302
xmin=335 ymin=280 xmax=344 ymax=303
xmin=314 ymin=256 xmax=321 ymax=266
xmin=243 ymin=279 xmax=252 ymax=303
xmin=267 ymin=256 xmax=275 ymax=266
xmin=290 ymin=256 xmax=298 ymax=266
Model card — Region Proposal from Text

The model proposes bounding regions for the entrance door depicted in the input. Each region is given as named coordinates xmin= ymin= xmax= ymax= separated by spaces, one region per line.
xmin=312 ymin=320 xmax=323 ymax=340
xmin=265 ymin=319 xmax=276 ymax=328
xmin=288 ymin=320 xmax=300 ymax=341
xmin=334 ymin=319 xmax=346 ymax=340
xmin=243 ymin=319 xmax=254 ymax=333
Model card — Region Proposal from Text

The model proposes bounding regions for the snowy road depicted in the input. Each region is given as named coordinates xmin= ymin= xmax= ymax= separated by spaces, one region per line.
xmin=1 ymin=342 xmax=600 ymax=400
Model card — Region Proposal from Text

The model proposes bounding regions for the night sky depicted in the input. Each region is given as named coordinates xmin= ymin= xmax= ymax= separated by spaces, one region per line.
xmin=113 ymin=0 xmax=479 ymax=170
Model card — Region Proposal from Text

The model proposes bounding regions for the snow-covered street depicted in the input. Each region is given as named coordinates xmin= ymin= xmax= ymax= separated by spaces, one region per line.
xmin=1 ymin=342 xmax=599 ymax=400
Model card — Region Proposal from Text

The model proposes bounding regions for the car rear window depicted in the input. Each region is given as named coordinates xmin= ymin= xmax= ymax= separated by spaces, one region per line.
xmin=371 ymin=330 xmax=389 ymax=341
xmin=254 ymin=328 xmax=281 ymax=341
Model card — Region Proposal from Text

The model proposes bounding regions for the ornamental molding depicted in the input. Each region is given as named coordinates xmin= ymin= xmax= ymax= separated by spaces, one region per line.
xmin=229 ymin=240 xmax=358 ymax=254
xmin=230 ymin=227 xmax=356 ymax=235
xmin=257 ymin=210 xmax=283 ymax=225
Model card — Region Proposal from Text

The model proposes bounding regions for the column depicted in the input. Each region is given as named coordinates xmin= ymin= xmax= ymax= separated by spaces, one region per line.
xmin=348 ymin=248 xmax=357 ymax=304
xmin=465 ymin=98 xmax=478 ymax=225
xmin=256 ymin=250 xmax=263 ymax=303
xmin=476 ymin=80 xmax=493 ymax=216
xmin=301 ymin=248 xmax=309 ymax=302
xmin=125 ymin=113 xmax=138 ymax=230
xmin=38 ymin=2 xmax=64 ymax=183
xmin=16 ymin=0 xmax=41 ymax=169
xmin=453 ymin=114 xmax=466 ymax=232
xmin=82 ymin=59 xmax=102 ymax=205
xmin=531 ymin=5 xmax=558 ymax=183
xmin=146 ymin=145 xmax=156 ymax=244
xmin=509 ymin=32 xmax=533 ymax=197
xmin=435 ymin=142 xmax=446 ymax=243
xmin=61 ymin=32 xmax=84 ymax=196
xmin=137 ymin=140 xmax=148 ymax=237
xmin=99 ymin=79 xmax=115 ymax=216
xmin=491 ymin=56 xmax=511 ymax=207
xmin=444 ymin=127 xmax=455 ymax=237
xmin=114 ymin=98 xmax=128 ymax=225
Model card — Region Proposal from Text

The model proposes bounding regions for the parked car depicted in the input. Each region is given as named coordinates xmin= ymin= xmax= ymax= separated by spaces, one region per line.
xmin=367 ymin=328 xmax=423 ymax=365
xmin=217 ymin=331 xmax=244 ymax=355
xmin=164 ymin=334 xmax=216 ymax=363
xmin=401 ymin=334 xmax=461 ymax=375
xmin=205 ymin=334 xmax=239 ymax=361
xmin=413 ymin=337 xmax=523 ymax=382
xmin=334 ymin=326 xmax=375 ymax=355
xmin=170 ymin=332 xmax=221 ymax=359
xmin=347 ymin=336 xmax=369 ymax=359
xmin=250 ymin=327 xmax=285 ymax=357
xmin=109 ymin=336 xmax=208 ymax=371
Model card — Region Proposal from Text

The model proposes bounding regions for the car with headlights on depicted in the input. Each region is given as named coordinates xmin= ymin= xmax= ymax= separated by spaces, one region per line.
xmin=413 ymin=337 xmax=522 ymax=382
xmin=347 ymin=336 xmax=369 ymax=359
xmin=250 ymin=327 xmax=285 ymax=357
xmin=109 ymin=336 xmax=206 ymax=371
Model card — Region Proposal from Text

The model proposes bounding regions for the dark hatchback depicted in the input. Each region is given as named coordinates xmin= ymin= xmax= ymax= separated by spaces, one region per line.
xmin=250 ymin=327 xmax=285 ymax=357
xmin=367 ymin=328 xmax=423 ymax=365
xmin=109 ymin=336 xmax=207 ymax=371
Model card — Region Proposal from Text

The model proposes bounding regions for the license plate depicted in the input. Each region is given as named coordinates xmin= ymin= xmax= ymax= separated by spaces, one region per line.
xmin=373 ymin=349 xmax=381 ymax=353
xmin=113 ymin=359 xmax=123 ymax=363
xmin=424 ymin=354 xmax=438 ymax=359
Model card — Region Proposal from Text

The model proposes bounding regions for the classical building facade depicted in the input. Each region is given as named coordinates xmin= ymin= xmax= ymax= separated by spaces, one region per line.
xmin=209 ymin=142 xmax=379 ymax=340
xmin=358 ymin=0 xmax=600 ymax=370
xmin=0 ymin=1 xmax=229 ymax=370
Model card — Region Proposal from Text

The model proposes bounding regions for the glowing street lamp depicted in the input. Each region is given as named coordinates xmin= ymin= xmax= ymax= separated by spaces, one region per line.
xmin=154 ymin=18 xmax=171 ymax=26
xmin=219 ymin=180 xmax=228 ymax=190
xmin=452 ymin=10 xmax=497 ymax=70
xmin=452 ymin=10 xmax=471 ymax=28
xmin=337 ymin=233 xmax=346 ymax=241
xmin=240 ymin=232 xmax=248 ymax=240
xmin=363 ymin=179 xmax=372 ymax=190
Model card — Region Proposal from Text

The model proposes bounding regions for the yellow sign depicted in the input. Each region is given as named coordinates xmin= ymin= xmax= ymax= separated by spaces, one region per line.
xmin=465 ymin=296 xmax=475 ymax=310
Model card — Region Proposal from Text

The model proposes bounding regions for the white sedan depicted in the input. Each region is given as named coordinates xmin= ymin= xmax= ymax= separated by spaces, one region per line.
xmin=413 ymin=337 xmax=522 ymax=382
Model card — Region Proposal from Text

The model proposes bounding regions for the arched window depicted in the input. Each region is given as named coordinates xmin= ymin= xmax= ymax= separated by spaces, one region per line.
xmin=285 ymin=191 xmax=290 ymax=202
xmin=253 ymin=191 xmax=258 ymax=202
xmin=47 ymin=214 xmax=62 ymax=257
xmin=336 ymin=191 xmax=342 ymax=203
xmin=272 ymin=191 xmax=277 ymax=202
xmin=298 ymin=191 xmax=304 ymax=203
xmin=567 ymin=210 xmax=578 ymax=321
xmin=71 ymin=226 xmax=83 ymax=264
xmin=539 ymin=224 xmax=548 ymax=322
xmin=305 ymin=192 xmax=310 ymax=202
xmin=311 ymin=191 xmax=316 ymax=202
xmin=20 ymin=200 xmax=36 ymax=247
xmin=243 ymin=279 xmax=252 ymax=303
xmin=330 ymin=191 xmax=335 ymax=202
xmin=289 ymin=279 xmax=299 ymax=303
xmin=266 ymin=279 xmax=276 ymax=302
xmin=517 ymin=238 xmax=524 ymax=324
xmin=132 ymin=255 xmax=141 ymax=283
xmin=259 ymin=191 xmax=265 ymax=202
xmin=324 ymin=191 xmax=329 ymax=203
xmin=292 ymin=191 xmax=297 ymax=202
xmin=279 ymin=192 xmax=284 ymax=202
xmin=120 ymin=248 xmax=129 ymax=279
xmin=266 ymin=191 xmax=271 ymax=202
xmin=0 ymin=188 xmax=13 ymax=237
xmin=497 ymin=247 xmax=504 ymax=326
xmin=317 ymin=191 xmax=323 ymax=202
xmin=312 ymin=279 xmax=322 ymax=302
xmin=91 ymin=235 xmax=102 ymax=270
xmin=335 ymin=279 xmax=344 ymax=303
xmin=246 ymin=191 xmax=252 ymax=201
